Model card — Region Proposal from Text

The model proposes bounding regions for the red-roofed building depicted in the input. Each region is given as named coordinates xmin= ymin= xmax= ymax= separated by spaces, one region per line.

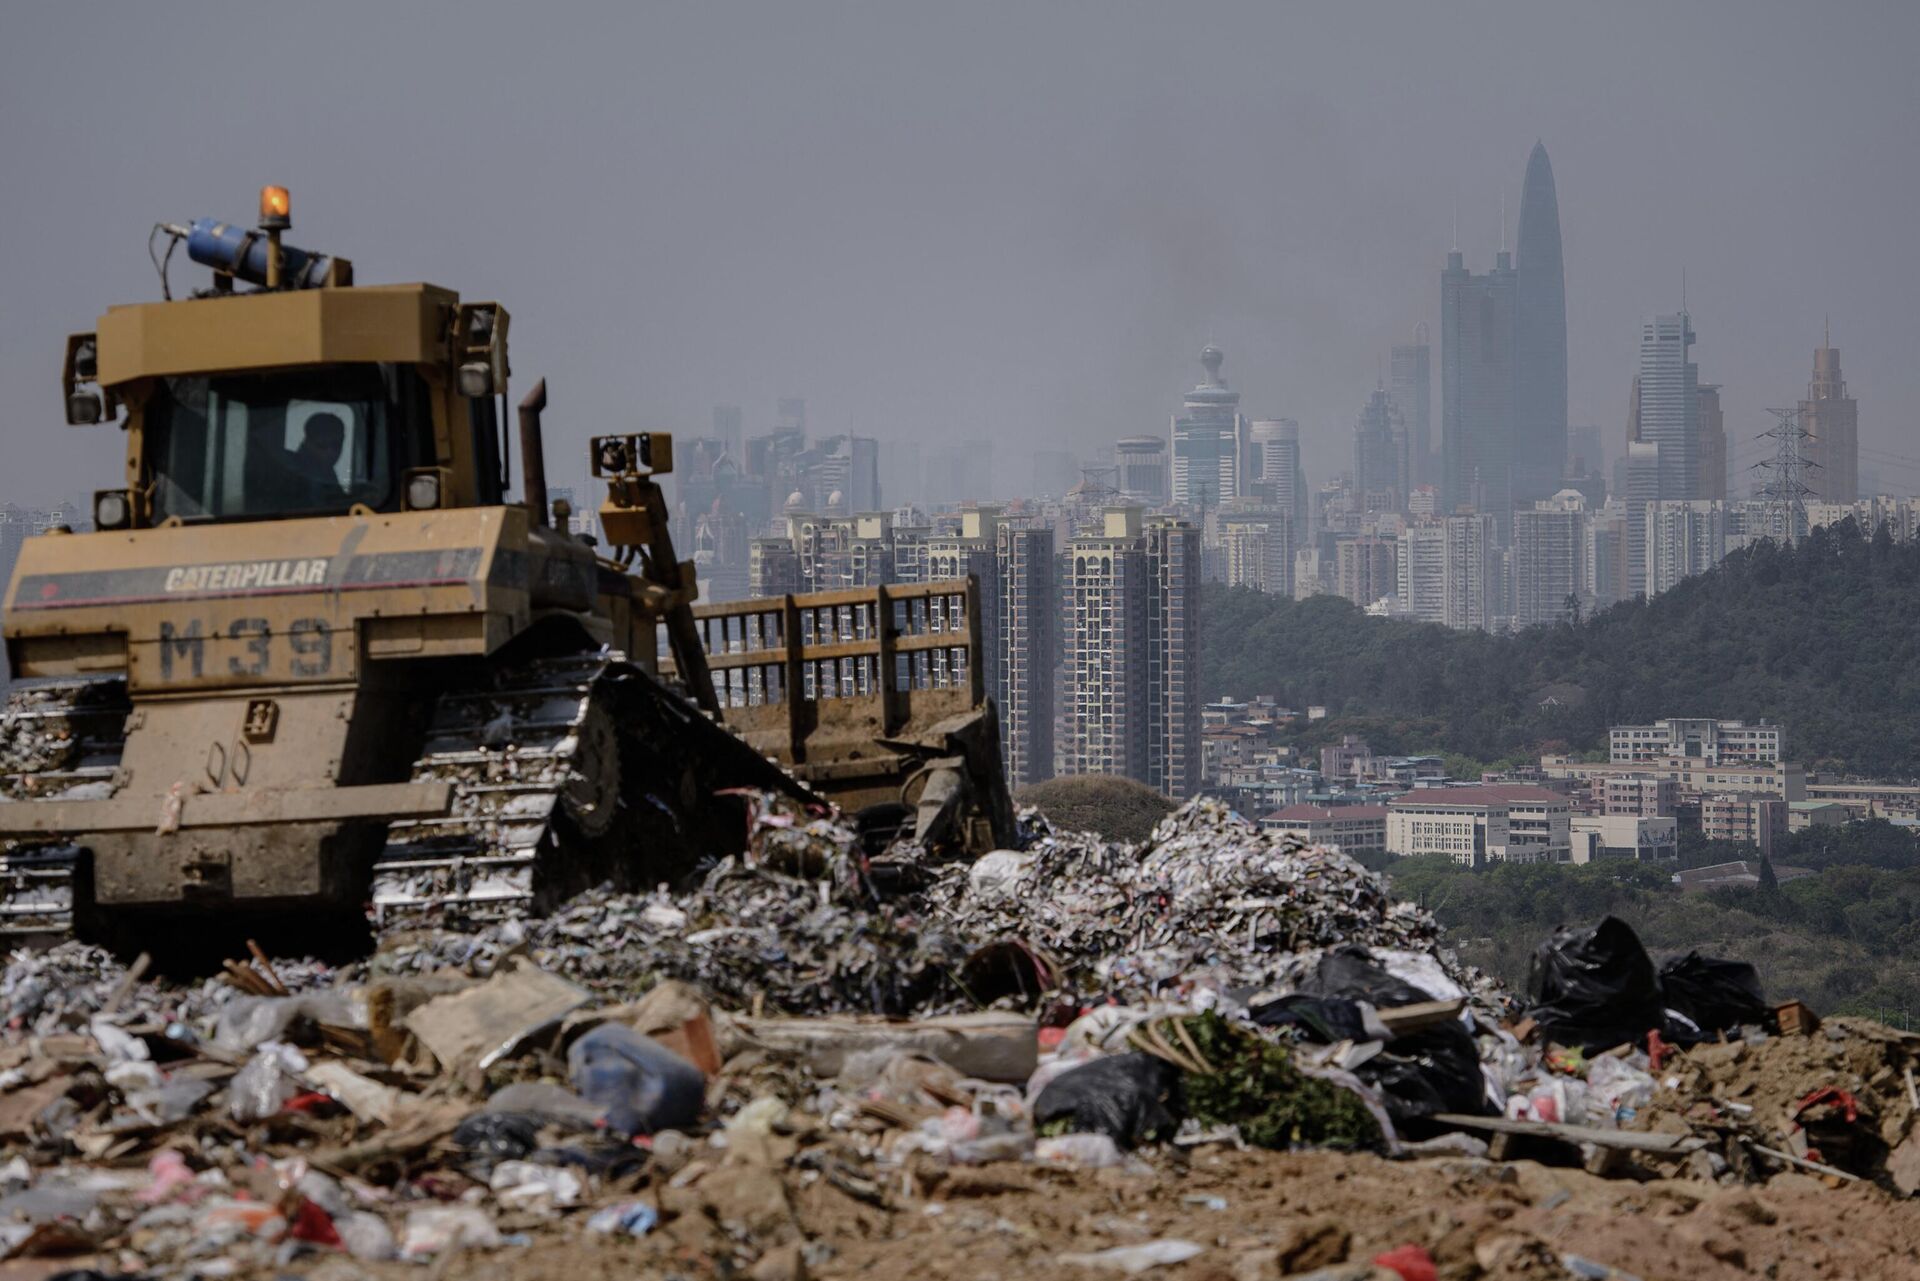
xmin=1259 ymin=803 xmax=1388 ymax=856
xmin=1386 ymin=783 xmax=1571 ymax=866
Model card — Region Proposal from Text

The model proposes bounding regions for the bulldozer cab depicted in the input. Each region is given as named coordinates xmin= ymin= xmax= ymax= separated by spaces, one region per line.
xmin=72 ymin=297 xmax=515 ymax=533
xmin=142 ymin=365 xmax=434 ymax=522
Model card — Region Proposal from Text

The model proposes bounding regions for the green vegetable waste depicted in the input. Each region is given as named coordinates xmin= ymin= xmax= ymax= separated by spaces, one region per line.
xmin=1177 ymin=1012 xmax=1383 ymax=1151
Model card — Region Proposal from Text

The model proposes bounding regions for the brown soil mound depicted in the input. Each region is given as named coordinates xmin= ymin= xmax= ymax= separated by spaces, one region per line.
xmin=324 ymin=1147 xmax=1920 ymax=1281
xmin=1016 ymin=774 xmax=1176 ymax=844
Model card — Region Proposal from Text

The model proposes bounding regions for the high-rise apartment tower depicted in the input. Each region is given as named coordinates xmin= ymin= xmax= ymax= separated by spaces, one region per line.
xmin=1636 ymin=313 xmax=1699 ymax=500
xmin=995 ymin=522 xmax=1056 ymax=787
xmin=1390 ymin=328 xmax=1433 ymax=489
xmin=1353 ymin=388 xmax=1408 ymax=513
xmin=1441 ymin=249 xmax=1518 ymax=531
xmin=1250 ymin=419 xmax=1307 ymax=538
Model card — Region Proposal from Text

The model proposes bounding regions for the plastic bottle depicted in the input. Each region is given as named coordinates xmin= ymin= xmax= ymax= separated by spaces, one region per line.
xmin=566 ymin=1023 xmax=704 ymax=1136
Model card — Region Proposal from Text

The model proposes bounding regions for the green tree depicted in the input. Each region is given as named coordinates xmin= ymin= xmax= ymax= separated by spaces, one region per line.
xmin=1200 ymin=519 xmax=1920 ymax=778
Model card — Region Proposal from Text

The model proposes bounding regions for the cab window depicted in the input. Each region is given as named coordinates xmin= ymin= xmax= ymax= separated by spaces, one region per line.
xmin=147 ymin=365 xmax=431 ymax=522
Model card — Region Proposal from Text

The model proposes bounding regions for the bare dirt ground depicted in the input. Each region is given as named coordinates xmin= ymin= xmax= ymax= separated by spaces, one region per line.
xmin=296 ymin=1146 xmax=1920 ymax=1281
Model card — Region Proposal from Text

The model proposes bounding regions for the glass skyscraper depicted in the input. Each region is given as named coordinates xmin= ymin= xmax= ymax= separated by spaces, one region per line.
xmin=1441 ymin=248 xmax=1517 ymax=532
xmin=1638 ymin=313 xmax=1699 ymax=501
xmin=1171 ymin=346 xmax=1245 ymax=510
xmin=1514 ymin=141 xmax=1569 ymax=508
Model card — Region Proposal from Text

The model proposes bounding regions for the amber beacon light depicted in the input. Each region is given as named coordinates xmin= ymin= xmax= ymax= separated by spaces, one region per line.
xmin=259 ymin=185 xmax=291 ymax=230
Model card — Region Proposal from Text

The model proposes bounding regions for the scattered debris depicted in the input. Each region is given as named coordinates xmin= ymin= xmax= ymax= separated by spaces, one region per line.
xmin=0 ymin=795 xmax=1913 ymax=1279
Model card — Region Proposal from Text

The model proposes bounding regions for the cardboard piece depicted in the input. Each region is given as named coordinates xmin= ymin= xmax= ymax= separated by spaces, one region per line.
xmin=738 ymin=1011 xmax=1038 ymax=1083
xmin=403 ymin=958 xmax=589 ymax=1073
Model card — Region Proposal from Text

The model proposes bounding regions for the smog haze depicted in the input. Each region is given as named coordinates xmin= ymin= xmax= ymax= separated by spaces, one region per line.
xmin=3 ymin=1 xmax=1916 ymax=501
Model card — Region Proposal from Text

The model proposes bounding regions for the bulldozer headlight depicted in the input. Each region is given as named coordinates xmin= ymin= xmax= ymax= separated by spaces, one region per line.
xmin=66 ymin=390 xmax=103 ymax=425
xmin=93 ymin=490 xmax=130 ymax=530
xmin=406 ymin=472 xmax=442 ymax=511
xmin=457 ymin=361 xmax=494 ymax=398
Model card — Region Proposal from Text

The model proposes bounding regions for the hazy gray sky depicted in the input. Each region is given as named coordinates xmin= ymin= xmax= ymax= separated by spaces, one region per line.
xmin=4 ymin=1 xmax=1917 ymax=504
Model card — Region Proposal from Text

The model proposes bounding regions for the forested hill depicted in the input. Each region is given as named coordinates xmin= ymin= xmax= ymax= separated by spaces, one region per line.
xmin=1202 ymin=520 xmax=1920 ymax=778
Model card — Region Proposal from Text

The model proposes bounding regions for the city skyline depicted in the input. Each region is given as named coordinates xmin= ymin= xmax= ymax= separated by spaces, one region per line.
xmin=3 ymin=4 xmax=1918 ymax=510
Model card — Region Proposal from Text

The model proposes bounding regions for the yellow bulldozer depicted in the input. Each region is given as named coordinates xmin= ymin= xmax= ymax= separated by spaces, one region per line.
xmin=0 ymin=187 xmax=1012 ymax=953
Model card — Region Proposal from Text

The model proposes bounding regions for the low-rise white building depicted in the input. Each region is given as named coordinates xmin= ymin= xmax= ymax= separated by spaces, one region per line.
xmin=1569 ymin=814 xmax=1678 ymax=862
xmin=1386 ymin=784 xmax=1571 ymax=867
xmin=1259 ymin=804 xmax=1389 ymax=857
xmin=1543 ymin=754 xmax=1805 ymax=802
xmin=1609 ymin=718 xmax=1782 ymax=766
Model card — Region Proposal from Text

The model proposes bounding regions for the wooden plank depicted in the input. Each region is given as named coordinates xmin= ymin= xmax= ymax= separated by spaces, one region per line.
xmin=1375 ymin=998 xmax=1468 ymax=1036
xmin=1747 ymin=1142 xmax=1864 ymax=1182
xmin=1430 ymin=1113 xmax=1707 ymax=1154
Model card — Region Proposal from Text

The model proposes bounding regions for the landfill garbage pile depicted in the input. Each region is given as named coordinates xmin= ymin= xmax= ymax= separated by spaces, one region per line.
xmin=372 ymin=797 xmax=1463 ymax=1021
xmin=925 ymin=800 xmax=1450 ymax=1004
xmin=0 ymin=797 xmax=1917 ymax=1280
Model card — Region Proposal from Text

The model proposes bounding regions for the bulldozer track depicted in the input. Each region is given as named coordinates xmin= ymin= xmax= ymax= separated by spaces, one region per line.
xmin=0 ymin=678 xmax=132 ymax=942
xmin=368 ymin=652 xmax=621 ymax=930
xmin=0 ymin=658 xmax=639 ymax=944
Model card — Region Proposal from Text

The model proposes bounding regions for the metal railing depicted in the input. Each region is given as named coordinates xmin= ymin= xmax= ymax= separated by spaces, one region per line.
xmin=688 ymin=578 xmax=983 ymax=770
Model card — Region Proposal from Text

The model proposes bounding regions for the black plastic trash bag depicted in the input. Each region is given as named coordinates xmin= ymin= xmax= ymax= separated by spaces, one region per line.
xmin=1294 ymin=946 xmax=1493 ymax=1124
xmin=1659 ymin=951 xmax=1771 ymax=1035
xmin=1249 ymin=994 xmax=1376 ymax=1043
xmin=1033 ymin=1052 xmax=1183 ymax=1147
xmin=529 ymin=1140 xmax=651 ymax=1180
xmin=1524 ymin=916 xmax=1665 ymax=1052
xmin=452 ymin=1111 xmax=542 ymax=1170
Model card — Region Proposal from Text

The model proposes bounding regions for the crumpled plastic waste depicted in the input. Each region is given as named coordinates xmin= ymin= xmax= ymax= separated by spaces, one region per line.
xmin=1033 ymin=1133 xmax=1128 ymax=1168
xmin=1373 ymin=1242 xmax=1439 ymax=1281
xmin=488 ymin=1160 xmax=583 ymax=1209
xmin=212 ymin=992 xmax=362 ymax=1054
xmin=726 ymin=1094 xmax=790 ymax=1140
xmin=136 ymin=1151 xmax=205 ymax=1206
xmin=228 ymin=1041 xmax=309 ymax=1122
xmin=585 ymin=1201 xmax=659 ymax=1236
xmin=1057 ymin=1239 xmax=1206 ymax=1274
xmin=89 ymin=1017 xmax=149 ymax=1064
xmin=400 ymin=1205 xmax=504 ymax=1257
xmin=193 ymin=1196 xmax=288 ymax=1244
xmin=334 ymin=1209 xmax=396 ymax=1260
xmin=125 ymin=1077 xmax=215 ymax=1127
xmin=1584 ymin=1054 xmax=1656 ymax=1127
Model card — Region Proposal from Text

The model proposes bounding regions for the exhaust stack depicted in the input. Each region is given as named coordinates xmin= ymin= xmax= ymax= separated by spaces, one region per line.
xmin=518 ymin=379 xmax=550 ymax=528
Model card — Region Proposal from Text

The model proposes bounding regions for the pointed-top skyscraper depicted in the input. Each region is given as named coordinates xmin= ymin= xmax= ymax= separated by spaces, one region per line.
xmin=1800 ymin=325 xmax=1858 ymax=503
xmin=1514 ymin=140 xmax=1568 ymax=508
